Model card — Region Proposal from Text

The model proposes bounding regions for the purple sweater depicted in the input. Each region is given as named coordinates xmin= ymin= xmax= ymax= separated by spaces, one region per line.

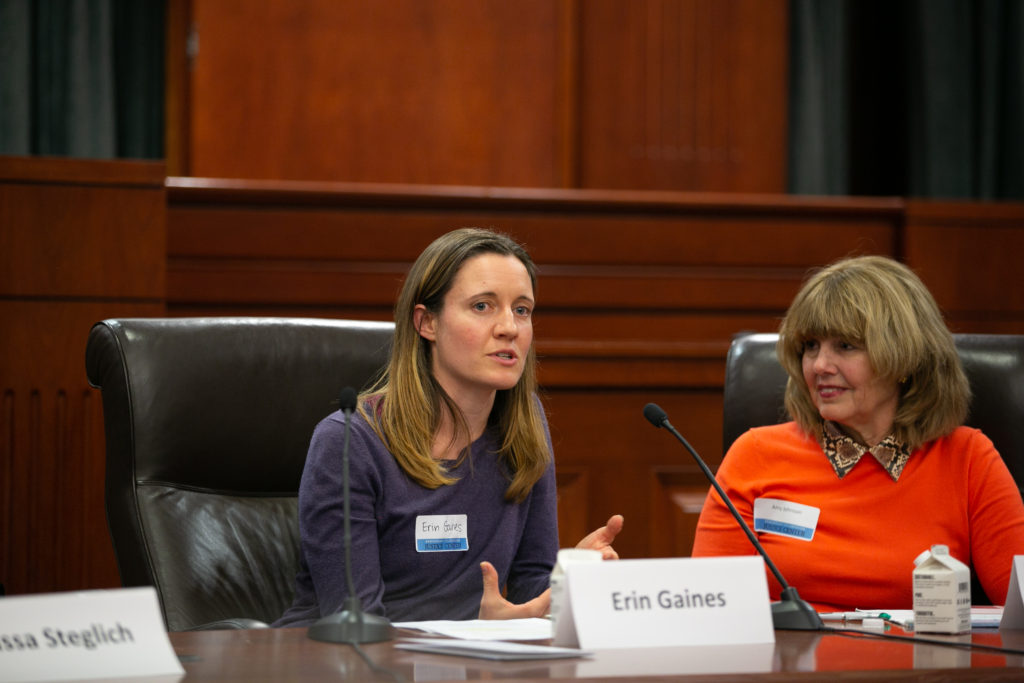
xmin=274 ymin=408 xmax=559 ymax=625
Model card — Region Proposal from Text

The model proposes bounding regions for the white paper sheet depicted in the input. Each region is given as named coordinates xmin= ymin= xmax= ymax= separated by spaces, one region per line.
xmin=394 ymin=617 xmax=553 ymax=641
xmin=395 ymin=637 xmax=590 ymax=661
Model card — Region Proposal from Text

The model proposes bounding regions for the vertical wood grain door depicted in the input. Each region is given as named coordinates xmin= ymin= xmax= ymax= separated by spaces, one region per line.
xmin=167 ymin=0 xmax=788 ymax=192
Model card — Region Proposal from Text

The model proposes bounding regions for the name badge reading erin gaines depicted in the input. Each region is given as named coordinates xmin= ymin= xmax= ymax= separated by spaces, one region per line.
xmin=416 ymin=514 xmax=469 ymax=552
xmin=753 ymin=498 xmax=820 ymax=541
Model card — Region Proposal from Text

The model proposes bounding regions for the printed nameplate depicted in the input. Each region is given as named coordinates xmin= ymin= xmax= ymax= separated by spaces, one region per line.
xmin=559 ymin=556 xmax=774 ymax=649
xmin=0 ymin=586 xmax=184 ymax=682
xmin=1000 ymin=556 xmax=1024 ymax=629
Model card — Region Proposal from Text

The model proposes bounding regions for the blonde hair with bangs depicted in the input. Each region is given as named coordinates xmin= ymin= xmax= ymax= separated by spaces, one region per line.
xmin=359 ymin=228 xmax=550 ymax=503
xmin=777 ymin=255 xmax=969 ymax=450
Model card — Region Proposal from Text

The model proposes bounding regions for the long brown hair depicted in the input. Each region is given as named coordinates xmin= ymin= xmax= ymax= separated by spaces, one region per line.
xmin=360 ymin=228 xmax=550 ymax=502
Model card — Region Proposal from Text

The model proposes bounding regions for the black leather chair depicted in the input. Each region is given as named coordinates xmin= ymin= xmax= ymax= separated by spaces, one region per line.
xmin=722 ymin=332 xmax=1024 ymax=605
xmin=85 ymin=317 xmax=394 ymax=631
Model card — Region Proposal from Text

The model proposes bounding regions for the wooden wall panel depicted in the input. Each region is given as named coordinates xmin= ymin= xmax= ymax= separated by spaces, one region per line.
xmin=543 ymin=389 xmax=725 ymax=561
xmin=0 ymin=157 xmax=166 ymax=596
xmin=169 ymin=0 xmax=789 ymax=192
xmin=649 ymin=469 xmax=713 ymax=559
xmin=904 ymin=200 xmax=1024 ymax=334
xmin=554 ymin=466 xmax=591 ymax=550
xmin=578 ymin=0 xmax=788 ymax=192
xmin=1 ymin=301 xmax=164 ymax=595
xmin=183 ymin=0 xmax=569 ymax=187
xmin=0 ymin=157 xmax=166 ymax=299
xmin=167 ymin=180 xmax=900 ymax=315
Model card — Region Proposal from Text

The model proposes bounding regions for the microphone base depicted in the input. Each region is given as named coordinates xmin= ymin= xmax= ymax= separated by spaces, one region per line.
xmin=771 ymin=587 xmax=824 ymax=631
xmin=307 ymin=609 xmax=393 ymax=644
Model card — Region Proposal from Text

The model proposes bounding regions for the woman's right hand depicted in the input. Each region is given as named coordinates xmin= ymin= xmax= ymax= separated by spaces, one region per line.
xmin=477 ymin=561 xmax=551 ymax=619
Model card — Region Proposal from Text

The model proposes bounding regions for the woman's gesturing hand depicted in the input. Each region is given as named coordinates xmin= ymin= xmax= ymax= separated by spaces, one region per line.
xmin=477 ymin=514 xmax=624 ymax=619
xmin=477 ymin=561 xmax=551 ymax=619
xmin=575 ymin=514 xmax=624 ymax=560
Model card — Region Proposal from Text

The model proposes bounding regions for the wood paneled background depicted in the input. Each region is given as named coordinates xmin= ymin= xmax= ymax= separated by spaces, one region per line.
xmin=168 ymin=0 xmax=787 ymax=192
xmin=2 ymin=0 xmax=1023 ymax=603
xmin=1 ymin=157 xmax=167 ymax=595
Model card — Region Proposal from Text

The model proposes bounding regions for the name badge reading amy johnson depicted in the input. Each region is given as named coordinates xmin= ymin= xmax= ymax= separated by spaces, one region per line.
xmin=753 ymin=498 xmax=820 ymax=541
xmin=416 ymin=514 xmax=468 ymax=552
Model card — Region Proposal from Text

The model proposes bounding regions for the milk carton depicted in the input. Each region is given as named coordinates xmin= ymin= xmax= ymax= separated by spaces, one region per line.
xmin=550 ymin=548 xmax=601 ymax=646
xmin=912 ymin=544 xmax=971 ymax=634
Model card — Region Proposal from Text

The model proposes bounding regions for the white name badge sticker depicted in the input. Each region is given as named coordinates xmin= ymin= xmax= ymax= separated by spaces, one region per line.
xmin=415 ymin=514 xmax=469 ymax=552
xmin=753 ymin=498 xmax=820 ymax=541
xmin=999 ymin=556 xmax=1024 ymax=629
xmin=560 ymin=556 xmax=774 ymax=650
xmin=0 ymin=586 xmax=184 ymax=683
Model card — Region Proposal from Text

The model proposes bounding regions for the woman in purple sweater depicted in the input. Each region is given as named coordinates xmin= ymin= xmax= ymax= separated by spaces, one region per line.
xmin=275 ymin=228 xmax=622 ymax=626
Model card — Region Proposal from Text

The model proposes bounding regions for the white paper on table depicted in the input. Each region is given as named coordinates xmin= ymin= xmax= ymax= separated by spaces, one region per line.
xmin=395 ymin=637 xmax=590 ymax=661
xmin=394 ymin=617 xmax=552 ymax=641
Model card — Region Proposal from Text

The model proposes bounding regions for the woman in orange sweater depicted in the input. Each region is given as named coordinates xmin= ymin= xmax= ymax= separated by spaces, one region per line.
xmin=691 ymin=255 xmax=1024 ymax=610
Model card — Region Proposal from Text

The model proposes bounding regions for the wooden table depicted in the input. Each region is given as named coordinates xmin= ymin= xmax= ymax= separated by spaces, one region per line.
xmin=169 ymin=625 xmax=1024 ymax=681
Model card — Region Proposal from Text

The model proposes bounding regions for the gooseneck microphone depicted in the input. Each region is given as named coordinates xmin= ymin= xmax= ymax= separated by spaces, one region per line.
xmin=643 ymin=403 xmax=823 ymax=631
xmin=308 ymin=387 xmax=393 ymax=643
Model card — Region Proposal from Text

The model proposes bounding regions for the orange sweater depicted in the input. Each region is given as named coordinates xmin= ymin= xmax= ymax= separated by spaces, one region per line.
xmin=691 ymin=423 xmax=1024 ymax=610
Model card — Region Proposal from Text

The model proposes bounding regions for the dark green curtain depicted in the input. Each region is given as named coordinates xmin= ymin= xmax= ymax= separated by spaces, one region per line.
xmin=0 ymin=0 xmax=165 ymax=159
xmin=789 ymin=0 xmax=1024 ymax=199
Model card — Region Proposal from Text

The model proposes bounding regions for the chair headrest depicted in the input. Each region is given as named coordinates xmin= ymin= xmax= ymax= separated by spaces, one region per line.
xmin=86 ymin=317 xmax=394 ymax=493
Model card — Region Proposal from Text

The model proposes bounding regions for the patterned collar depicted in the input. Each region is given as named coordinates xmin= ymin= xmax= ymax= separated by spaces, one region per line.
xmin=819 ymin=420 xmax=911 ymax=481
